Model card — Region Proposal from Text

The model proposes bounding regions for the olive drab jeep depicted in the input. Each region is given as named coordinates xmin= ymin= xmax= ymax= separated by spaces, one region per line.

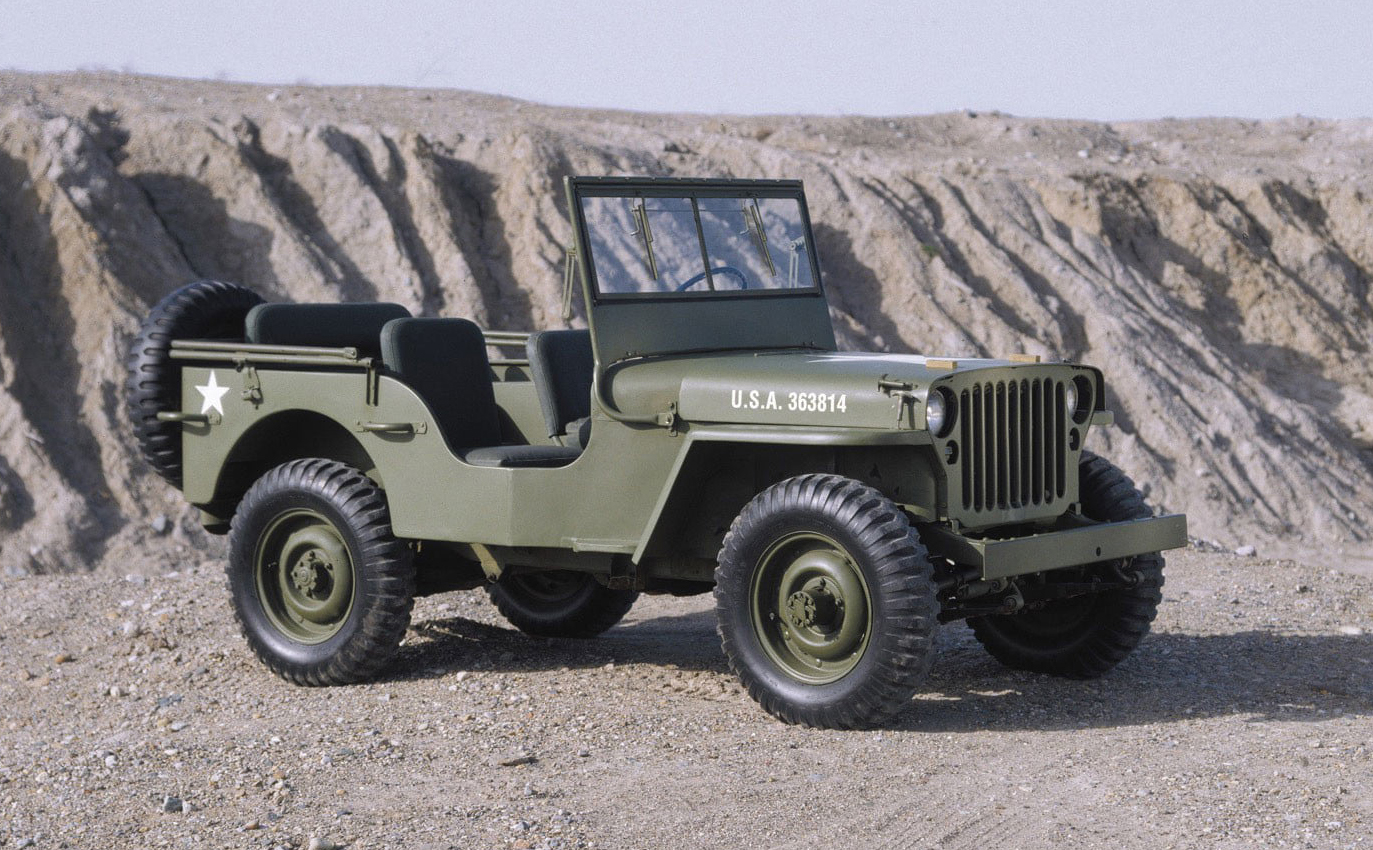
xmin=126 ymin=176 xmax=1187 ymax=729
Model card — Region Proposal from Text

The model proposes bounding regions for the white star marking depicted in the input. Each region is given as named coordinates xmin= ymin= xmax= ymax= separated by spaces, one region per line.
xmin=195 ymin=371 xmax=230 ymax=416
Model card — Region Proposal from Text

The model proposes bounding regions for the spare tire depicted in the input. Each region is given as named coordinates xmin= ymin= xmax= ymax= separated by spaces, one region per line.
xmin=126 ymin=280 xmax=265 ymax=489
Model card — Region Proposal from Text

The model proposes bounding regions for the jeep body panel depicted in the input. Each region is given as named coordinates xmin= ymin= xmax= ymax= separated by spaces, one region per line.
xmin=176 ymin=357 xmax=681 ymax=553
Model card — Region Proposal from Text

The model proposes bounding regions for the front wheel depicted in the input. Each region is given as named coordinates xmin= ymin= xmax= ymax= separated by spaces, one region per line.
xmin=968 ymin=451 xmax=1166 ymax=678
xmin=715 ymin=474 xmax=939 ymax=729
xmin=227 ymin=459 xmax=415 ymax=685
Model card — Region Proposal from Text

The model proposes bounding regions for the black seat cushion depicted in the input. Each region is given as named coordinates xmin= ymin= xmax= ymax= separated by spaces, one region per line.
xmin=461 ymin=445 xmax=582 ymax=468
xmin=246 ymin=302 xmax=411 ymax=357
xmin=380 ymin=318 xmax=502 ymax=453
xmin=525 ymin=329 xmax=594 ymax=439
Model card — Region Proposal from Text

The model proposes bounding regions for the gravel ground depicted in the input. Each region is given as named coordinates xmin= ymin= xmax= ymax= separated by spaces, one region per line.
xmin=1 ymin=547 xmax=1370 ymax=849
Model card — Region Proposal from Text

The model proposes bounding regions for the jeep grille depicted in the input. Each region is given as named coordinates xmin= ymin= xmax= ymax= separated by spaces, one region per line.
xmin=958 ymin=377 xmax=1067 ymax=513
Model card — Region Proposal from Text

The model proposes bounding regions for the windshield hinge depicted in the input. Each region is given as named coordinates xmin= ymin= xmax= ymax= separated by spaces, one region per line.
xmin=561 ymin=245 xmax=579 ymax=321
xmin=658 ymin=401 xmax=679 ymax=436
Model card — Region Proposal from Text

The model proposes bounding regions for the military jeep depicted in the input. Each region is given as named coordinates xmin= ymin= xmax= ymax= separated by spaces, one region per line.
xmin=127 ymin=176 xmax=1186 ymax=729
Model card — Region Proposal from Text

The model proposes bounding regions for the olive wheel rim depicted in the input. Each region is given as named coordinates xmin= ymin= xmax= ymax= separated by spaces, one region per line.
xmin=750 ymin=531 xmax=872 ymax=684
xmin=253 ymin=508 xmax=356 ymax=644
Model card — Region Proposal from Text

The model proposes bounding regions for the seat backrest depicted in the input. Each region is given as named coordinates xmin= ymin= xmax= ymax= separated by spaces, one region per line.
xmin=380 ymin=318 xmax=502 ymax=451
xmin=525 ymin=329 xmax=594 ymax=439
xmin=246 ymin=302 xmax=411 ymax=357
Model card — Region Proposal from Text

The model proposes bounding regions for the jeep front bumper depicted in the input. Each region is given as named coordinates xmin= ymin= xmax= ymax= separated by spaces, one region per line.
xmin=922 ymin=514 xmax=1188 ymax=580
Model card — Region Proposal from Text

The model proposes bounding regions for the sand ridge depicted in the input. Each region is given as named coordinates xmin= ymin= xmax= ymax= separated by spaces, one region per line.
xmin=0 ymin=71 xmax=1370 ymax=574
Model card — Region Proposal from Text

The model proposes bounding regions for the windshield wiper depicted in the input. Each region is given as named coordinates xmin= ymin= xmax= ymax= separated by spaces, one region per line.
xmin=745 ymin=200 xmax=777 ymax=277
xmin=631 ymin=201 xmax=660 ymax=281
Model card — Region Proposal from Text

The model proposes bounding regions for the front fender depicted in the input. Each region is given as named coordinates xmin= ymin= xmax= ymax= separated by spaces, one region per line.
xmin=631 ymin=424 xmax=933 ymax=562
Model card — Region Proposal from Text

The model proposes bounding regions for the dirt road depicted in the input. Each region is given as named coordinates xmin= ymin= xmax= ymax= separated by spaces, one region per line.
xmin=2 ymin=547 xmax=1370 ymax=849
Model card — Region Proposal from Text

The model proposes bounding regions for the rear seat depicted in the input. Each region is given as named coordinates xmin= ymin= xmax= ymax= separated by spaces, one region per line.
xmin=380 ymin=318 xmax=580 ymax=469
xmin=525 ymin=329 xmax=594 ymax=449
xmin=245 ymin=302 xmax=412 ymax=356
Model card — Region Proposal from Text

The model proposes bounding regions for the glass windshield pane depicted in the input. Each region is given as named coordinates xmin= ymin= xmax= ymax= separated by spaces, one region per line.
xmin=580 ymin=191 xmax=817 ymax=297
xmin=698 ymin=196 xmax=812 ymax=291
xmin=757 ymin=197 xmax=814 ymax=289
xmin=643 ymin=197 xmax=706 ymax=290
xmin=697 ymin=197 xmax=771 ymax=291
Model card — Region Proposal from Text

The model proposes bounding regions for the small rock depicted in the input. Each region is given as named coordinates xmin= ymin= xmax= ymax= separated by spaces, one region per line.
xmin=54 ymin=652 xmax=74 ymax=664
xmin=1309 ymin=738 xmax=1323 ymax=749
xmin=104 ymin=754 xmax=117 ymax=768
xmin=1338 ymin=626 xmax=1364 ymax=636
xmin=499 ymin=749 xmax=538 ymax=767
xmin=307 ymin=836 xmax=338 ymax=850
xmin=170 ymin=721 xmax=187 ymax=732
xmin=109 ymin=685 xmax=127 ymax=699
xmin=454 ymin=671 xmax=469 ymax=682
xmin=151 ymin=514 xmax=171 ymax=534
xmin=1193 ymin=466 xmax=1211 ymax=478
xmin=1234 ymin=545 xmax=1257 ymax=557
xmin=266 ymin=90 xmax=281 ymax=102
xmin=161 ymin=795 xmax=184 ymax=813
xmin=1077 ymin=149 xmax=1089 ymax=159
xmin=1297 ymin=584 xmax=1311 ymax=594
xmin=576 ymin=749 xmax=590 ymax=758
xmin=243 ymin=820 xmax=262 ymax=831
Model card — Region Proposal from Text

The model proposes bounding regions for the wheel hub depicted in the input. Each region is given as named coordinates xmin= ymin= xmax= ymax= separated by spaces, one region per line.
xmin=290 ymin=550 xmax=333 ymax=597
xmin=786 ymin=579 xmax=840 ymax=629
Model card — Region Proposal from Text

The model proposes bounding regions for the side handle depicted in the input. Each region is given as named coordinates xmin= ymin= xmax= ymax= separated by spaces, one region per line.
xmin=156 ymin=411 xmax=210 ymax=424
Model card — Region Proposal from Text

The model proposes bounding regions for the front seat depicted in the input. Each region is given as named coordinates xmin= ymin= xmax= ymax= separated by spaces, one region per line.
xmin=380 ymin=318 xmax=580 ymax=468
xmin=525 ymin=329 xmax=594 ymax=449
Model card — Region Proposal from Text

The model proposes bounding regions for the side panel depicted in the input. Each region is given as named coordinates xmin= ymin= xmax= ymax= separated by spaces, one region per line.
xmin=491 ymin=381 xmax=546 ymax=444
xmin=177 ymin=365 xmax=681 ymax=549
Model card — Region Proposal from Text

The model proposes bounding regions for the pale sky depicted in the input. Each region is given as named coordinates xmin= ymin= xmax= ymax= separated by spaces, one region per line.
xmin=3 ymin=0 xmax=1370 ymax=119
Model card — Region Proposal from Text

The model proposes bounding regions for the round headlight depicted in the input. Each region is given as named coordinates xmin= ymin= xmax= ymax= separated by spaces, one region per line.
xmin=925 ymin=389 xmax=950 ymax=436
xmin=1069 ymin=375 xmax=1092 ymax=423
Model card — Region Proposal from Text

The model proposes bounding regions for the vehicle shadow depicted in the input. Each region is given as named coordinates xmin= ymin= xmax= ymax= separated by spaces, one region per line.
xmin=394 ymin=607 xmax=1373 ymax=731
xmin=396 ymin=608 xmax=730 ymax=677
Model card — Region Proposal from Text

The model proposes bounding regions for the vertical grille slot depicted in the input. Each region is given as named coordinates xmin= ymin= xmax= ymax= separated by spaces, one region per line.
xmin=957 ymin=376 xmax=1065 ymax=513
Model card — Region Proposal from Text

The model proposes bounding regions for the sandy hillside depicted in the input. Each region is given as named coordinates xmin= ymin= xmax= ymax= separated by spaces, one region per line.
xmin=0 ymin=71 xmax=1370 ymax=574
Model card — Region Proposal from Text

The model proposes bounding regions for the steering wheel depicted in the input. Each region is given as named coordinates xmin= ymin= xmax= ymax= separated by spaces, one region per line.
xmin=676 ymin=266 xmax=749 ymax=292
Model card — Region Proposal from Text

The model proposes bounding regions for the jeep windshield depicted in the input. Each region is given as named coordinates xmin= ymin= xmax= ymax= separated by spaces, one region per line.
xmin=577 ymin=187 xmax=820 ymax=299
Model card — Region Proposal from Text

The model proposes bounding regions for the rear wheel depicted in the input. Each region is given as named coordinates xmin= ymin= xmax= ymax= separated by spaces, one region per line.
xmin=968 ymin=451 xmax=1165 ymax=678
xmin=487 ymin=571 xmax=637 ymax=638
xmin=715 ymin=474 xmax=939 ymax=729
xmin=228 ymin=459 xmax=414 ymax=685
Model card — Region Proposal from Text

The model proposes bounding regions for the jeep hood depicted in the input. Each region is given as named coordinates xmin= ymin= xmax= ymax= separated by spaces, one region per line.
xmin=604 ymin=350 xmax=1097 ymax=432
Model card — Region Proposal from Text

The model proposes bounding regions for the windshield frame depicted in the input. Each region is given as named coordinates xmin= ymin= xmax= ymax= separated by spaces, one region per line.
xmin=570 ymin=177 xmax=826 ymax=305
